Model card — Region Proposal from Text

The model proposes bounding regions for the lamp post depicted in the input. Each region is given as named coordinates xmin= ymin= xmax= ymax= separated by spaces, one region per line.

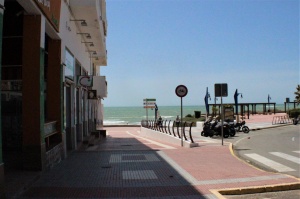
xmin=234 ymin=89 xmax=243 ymax=122
xmin=268 ymin=94 xmax=271 ymax=112
xmin=204 ymin=87 xmax=211 ymax=117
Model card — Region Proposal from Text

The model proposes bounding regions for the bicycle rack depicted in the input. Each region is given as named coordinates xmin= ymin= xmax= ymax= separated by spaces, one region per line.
xmin=142 ymin=120 xmax=195 ymax=144
xmin=182 ymin=122 xmax=188 ymax=141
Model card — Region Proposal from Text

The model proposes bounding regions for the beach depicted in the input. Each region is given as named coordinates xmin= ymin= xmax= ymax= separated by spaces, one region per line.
xmin=103 ymin=105 xmax=289 ymax=125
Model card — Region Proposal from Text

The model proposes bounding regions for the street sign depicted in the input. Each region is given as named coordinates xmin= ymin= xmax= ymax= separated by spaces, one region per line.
xmin=143 ymin=98 xmax=156 ymax=109
xmin=214 ymin=83 xmax=228 ymax=146
xmin=175 ymin=85 xmax=188 ymax=98
xmin=143 ymin=102 xmax=156 ymax=105
xmin=143 ymin=106 xmax=156 ymax=109
xmin=175 ymin=85 xmax=188 ymax=147
xmin=78 ymin=76 xmax=93 ymax=87
xmin=143 ymin=98 xmax=156 ymax=101
xmin=215 ymin=83 xmax=228 ymax=97
xmin=143 ymin=98 xmax=156 ymax=122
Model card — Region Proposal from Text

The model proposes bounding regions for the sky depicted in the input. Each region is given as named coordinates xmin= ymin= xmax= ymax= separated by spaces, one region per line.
xmin=101 ymin=0 xmax=299 ymax=107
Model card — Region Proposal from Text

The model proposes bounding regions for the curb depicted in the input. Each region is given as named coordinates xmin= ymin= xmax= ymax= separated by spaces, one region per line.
xmin=219 ymin=136 xmax=300 ymax=199
xmin=210 ymin=182 xmax=300 ymax=198
xmin=249 ymin=123 xmax=292 ymax=131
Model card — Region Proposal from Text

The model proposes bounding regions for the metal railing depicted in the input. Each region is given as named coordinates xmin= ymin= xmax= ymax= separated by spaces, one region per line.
xmin=141 ymin=120 xmax=195 ymax=143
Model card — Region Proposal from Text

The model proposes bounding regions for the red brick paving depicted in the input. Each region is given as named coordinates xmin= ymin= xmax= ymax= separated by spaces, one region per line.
xmin=243 ymin=113 xmax=288 ymax=123
xmin=97 ymin=126 xmax=299 ymax=196
xmin=17 ymin=121 xmax=299 ymax=199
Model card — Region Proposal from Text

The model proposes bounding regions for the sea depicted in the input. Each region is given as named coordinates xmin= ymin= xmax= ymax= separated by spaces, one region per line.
xmin=103 ymin=104 xmax=289 ymax=125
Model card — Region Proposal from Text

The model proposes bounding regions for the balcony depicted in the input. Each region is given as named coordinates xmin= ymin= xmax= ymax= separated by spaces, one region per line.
xmin=69 ymin=0 xmax=108 ymax=66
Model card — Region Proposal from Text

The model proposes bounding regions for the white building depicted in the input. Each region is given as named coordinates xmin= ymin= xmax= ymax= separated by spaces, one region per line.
xmin=0 ymin=0 xmax=108 ymax=193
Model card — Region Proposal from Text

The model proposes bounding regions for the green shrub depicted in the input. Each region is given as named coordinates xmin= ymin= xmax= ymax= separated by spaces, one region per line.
xmin=288 ymin=108 xmax=300 ymax=118
xmin=185 ymin=114 xmax=193 ymax=117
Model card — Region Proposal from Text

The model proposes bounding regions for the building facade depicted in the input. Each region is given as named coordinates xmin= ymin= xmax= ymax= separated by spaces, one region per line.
xmin=0 ymin=0 xmax=108 ymax=196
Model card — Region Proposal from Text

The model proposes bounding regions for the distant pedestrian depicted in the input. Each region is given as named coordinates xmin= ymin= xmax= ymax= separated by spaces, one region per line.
xmin=176 ymin=115 xmax=180 ymax=127
xmin=157 ymin=116 xmax=163 ymax=127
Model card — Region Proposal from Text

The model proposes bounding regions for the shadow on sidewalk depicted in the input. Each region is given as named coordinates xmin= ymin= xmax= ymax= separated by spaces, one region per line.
xmin=19 ymin=127 xmax=210 ymax=198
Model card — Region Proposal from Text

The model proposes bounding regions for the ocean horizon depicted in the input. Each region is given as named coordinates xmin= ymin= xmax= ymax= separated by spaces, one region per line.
xmin=103 ymin=104 xmax=291 ymax=125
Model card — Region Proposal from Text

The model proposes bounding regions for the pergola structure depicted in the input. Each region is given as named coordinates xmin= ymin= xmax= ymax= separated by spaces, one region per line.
xmin=207 ymin=103 xmax=277 ymax=119
xmin=284 ymin=101 xmax=299 ymax=112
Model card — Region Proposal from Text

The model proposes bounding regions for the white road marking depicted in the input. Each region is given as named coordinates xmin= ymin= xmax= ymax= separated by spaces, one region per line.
xmin=270 ymin=152 xmax=300 ymax=165
xmin=126 ymin=131 xmax=176 ymax=149
xmin=245 ymin=153 xmax=295 ymax=172
xmin=293 ymin=151 xmax=300 ymax=154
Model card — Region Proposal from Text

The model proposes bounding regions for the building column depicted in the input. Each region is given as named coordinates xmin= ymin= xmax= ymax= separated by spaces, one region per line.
xmin=47 ymin=39 xmax=66 ymax=158
xmin=22 ymin=15 xmax=46 ymax=170
xmin=0 ymin=0 xmax=5 ymax=196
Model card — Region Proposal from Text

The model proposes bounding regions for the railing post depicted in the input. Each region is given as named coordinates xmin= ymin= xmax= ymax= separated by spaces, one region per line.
xmin=182 ymin=122 xmax=188 ymax=140
xmin=172 ymin=121 xmax=176 ymax=137
xmin=158 ymin=120 xmax=161 ymax=132
xmin=168 ymin=120 xmax=171 ymax=135
xmin=162 ymin=120 xmax=166 ymax=133
xmin=159 ymin=120 xmax=162 ymax=132
xmin=164 ymin=120 xmax=168 ymax=134
xmin=177 ymin=122 xmax=181 ymax=138
xmin=189 ymin=122 xmax=194 ymax=143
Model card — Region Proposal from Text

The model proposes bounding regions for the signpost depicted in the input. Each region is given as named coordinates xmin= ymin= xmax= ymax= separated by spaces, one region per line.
xmin=143 ymin=98 xmax=156 ymax=121
xmin=215 ymin=83 xmax=228 ymax=146
xmin=88 ymin=90 xmax=97 ymax=99
xmin=78 ymin=75 xmax=93 ymax=87
xmin=175 ymin=85 xmax=188 ymax=147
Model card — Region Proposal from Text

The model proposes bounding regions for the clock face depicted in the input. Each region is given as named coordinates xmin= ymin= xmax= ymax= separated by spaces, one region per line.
xmin=89 ymin=90 xmax=96 ymax=99
xmin=89 ymin=92 xmax=94 ymax=98
xmin=175 ymin=85 xmax=188 ymax=97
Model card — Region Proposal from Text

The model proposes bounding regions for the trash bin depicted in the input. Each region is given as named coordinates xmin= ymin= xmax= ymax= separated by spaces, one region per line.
xmin=91 ymin=130 xmax=106 ymax=138
xmin=100 ymin=130 xmax=106 ymax=137
xmin=194 ymin=111 xmax=201 ymax=118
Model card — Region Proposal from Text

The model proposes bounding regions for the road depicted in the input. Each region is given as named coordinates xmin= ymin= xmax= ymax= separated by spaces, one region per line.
xmin=232 ymin=125 xmax=300 ymax=178
xmin=193 ymin=125 xmax=300 ymax=178
xmin=193 ymin=125 xmax=300 ymax=199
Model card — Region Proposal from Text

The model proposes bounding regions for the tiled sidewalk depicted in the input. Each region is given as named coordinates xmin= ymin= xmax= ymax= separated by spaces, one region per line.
xmin=17 ymin=126 xmax=299 ymax=199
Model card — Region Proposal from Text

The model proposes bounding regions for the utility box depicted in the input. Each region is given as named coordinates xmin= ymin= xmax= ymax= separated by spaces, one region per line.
xmin=92 ymin=76 xmax=107 ymax=98
xmin=224 ymin=105 xmax=234 ymax=121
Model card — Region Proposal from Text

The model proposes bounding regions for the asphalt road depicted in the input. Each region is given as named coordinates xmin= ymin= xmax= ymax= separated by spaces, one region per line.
xmin=232 ymin=125 xmax=300 ymax=178
xmin=222 ymin=125 xmax=299 ymax=199
xmin=193 ymin=125 xmax=300 ymax=198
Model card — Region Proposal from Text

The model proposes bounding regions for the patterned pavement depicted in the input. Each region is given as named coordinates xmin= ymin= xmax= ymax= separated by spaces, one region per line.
xmin=17 ymin=126 xmax=299 ymax=199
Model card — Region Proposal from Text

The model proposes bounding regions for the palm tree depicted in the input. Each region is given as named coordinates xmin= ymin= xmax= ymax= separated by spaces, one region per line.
xmin=295 ymin=85 xmax=300 ymax=105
